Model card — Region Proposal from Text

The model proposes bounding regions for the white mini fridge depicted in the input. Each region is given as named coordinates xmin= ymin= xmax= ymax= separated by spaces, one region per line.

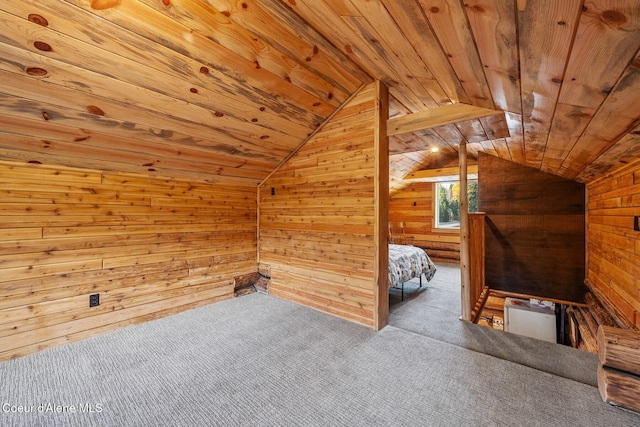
xmin=503 ymin=297 xmax=557 ymax=343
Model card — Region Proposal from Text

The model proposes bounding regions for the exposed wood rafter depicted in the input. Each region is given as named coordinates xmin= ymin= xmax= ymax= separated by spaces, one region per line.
xmin=405 ymin=165 xmax=478 ymax=182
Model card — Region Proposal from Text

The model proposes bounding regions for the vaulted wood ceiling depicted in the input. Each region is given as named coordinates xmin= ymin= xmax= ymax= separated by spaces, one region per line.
xmin=1 ymin=0 xmax=639 ymax=192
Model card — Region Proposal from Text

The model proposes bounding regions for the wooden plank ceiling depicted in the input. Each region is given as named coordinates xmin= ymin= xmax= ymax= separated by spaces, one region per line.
xmin=0 ymin=0 xmax=639 ymax=191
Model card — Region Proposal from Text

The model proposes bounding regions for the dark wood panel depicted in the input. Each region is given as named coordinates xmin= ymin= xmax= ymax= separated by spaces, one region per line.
xmin=479 ymin=153 xmax=586 ymax=303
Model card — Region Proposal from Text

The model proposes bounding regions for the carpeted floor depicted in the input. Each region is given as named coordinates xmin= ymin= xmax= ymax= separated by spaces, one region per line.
xmin=1 ymin=287 xmax=638 ymax=426
xmin=389 ymin=262 xmax=600 ymax=386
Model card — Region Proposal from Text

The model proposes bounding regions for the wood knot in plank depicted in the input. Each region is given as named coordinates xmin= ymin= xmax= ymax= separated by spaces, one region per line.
xmin=467 ymin=5 xmax=485 ymax=13
xmin=28 ymin=14 xmax=49 ymax=27
xmin=601 ymin=10 xmax=627 ymax=26
xmin=90 ymin=0 xmax=121 ymax=10
xmin=86 ymin=105 xmax=105 ymax=116
xmin=26 ymin=67 xmax=47 ymax=76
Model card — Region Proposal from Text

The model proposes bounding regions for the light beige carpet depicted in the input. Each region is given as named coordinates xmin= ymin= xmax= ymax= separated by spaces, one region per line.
xmin=1 ymin=291 xmax=637 ymax=426
xmin=389 ymin=261 xmax=600 ymax=386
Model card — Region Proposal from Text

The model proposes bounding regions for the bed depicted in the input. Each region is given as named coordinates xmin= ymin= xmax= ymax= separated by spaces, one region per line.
xmin=388 ymin=244 xmax=437 ymax=300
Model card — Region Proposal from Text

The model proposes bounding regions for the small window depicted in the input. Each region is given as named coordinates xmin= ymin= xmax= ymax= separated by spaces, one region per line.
xmin=435 ymin=181 xmax=478 ymax=229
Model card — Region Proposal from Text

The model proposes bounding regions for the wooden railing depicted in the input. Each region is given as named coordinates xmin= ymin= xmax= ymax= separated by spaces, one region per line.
xmin=469 ymin=212 xmax=487 ymax=321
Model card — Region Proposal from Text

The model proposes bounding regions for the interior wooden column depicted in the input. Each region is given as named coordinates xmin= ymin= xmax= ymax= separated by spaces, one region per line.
xmin=374 ymin=80 xmax=390 ymax=330
xmin=460 ymin=142 xmax=471 ymax=321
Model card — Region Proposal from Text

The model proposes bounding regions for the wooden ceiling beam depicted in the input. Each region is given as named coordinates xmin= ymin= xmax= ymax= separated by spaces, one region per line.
xmin=404 ymin=165 xmax=479 ymax=182
xmin=387 ymin=103 xmax=504 ymax=136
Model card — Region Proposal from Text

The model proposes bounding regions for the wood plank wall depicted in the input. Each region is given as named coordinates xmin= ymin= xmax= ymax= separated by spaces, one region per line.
xmin=389 ymin=182 xmax=460 ymax=261
xmin=587 ymin=160 xmax=640 ymax=329
xmin=0 ymin=160 xmax=256 ymax=361
xmin=259 ymin=83 xmax=385 ymax=328
xmin=479 ymin=153 xmax=587 ymax=303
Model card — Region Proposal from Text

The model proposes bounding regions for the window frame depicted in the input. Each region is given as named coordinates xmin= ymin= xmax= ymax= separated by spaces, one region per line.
xmin=433 ymin=180 xmax=478 ymax=231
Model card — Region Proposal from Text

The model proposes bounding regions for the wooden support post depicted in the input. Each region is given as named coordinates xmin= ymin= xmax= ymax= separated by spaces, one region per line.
xmin=374 ymin=80 xmax=390 ymax=330
xmin=460 ymin=142 xmax=471 ymax=321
